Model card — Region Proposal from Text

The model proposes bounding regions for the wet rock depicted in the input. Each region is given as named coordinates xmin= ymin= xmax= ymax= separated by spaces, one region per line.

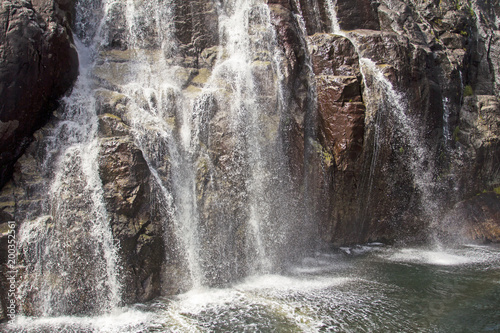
xmin=336 ymin=0 xmax=380 ymax=31
xmin=99 ymin=137 xmax=164 ymax=303
xmin=294 ymin=0 xmax=331 ymax=35
xmin=268 ymin=2 xmax=310 ymax=181
xmin=451 ymin=95 xmax=500 ymax=196
xmin=307 ymin=33 xmax=367 ymax=245
xmin=98 ymin=114 xmax=130 ymax=137
xmin=0 ymin=0 xmax=78 ymax=188
xmin=172 ymin=0 xmax=219 ymax=60
xmin=440 ymin=192 xmax=500 ymax=243
xmin=308 ymin=34 xmax=365 ymax=171
xmin=1 ymin=0 xmax=500 ymax=314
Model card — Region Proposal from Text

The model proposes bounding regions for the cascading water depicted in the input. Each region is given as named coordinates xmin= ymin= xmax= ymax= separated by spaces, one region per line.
xmin=15 ymin=26 xmax=121 ymax=318
xmin=193 ymin=0 xmax=305 ymax=279
xmin=11 ymin=0 xmax=307 ymax=316
xmin=113 ymin=0 xmax=304 ymax=286
xmin=360 ymin=58 xmax=442 ymax=222
xmin=118 ymin=0 xmax=205 ymax=290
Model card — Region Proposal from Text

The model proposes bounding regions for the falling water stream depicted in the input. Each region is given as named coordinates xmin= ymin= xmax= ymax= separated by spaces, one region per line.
xmin=325 ymin=0 xmax=445 ymax=228
xmin=14 ymin=36 xmax=121 ymax=318
xmin=2 ymin=0 xmax=500 ymax=331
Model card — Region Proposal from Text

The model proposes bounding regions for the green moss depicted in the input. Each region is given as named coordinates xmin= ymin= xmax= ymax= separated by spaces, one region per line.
xmin=102 ymin=113 xmax=123 ymax=121
xmin=191 ymin=68 xmax=212 ymax=86
xmin=311 ymin=140 xmax=323 ymax=155
xmin=165 ymin=116 xmax=176 ymax=126
xmin=463 ymin=85 xmax=474 ymax=97
xmin=468 ymin=6 xmax=475 ymax=17
xmin=311 ymin=140 xmax=334 ymax=167
xmin=453 ymin=126 xmax=460 ymax=142
xmin=322 ymin=150 xmax=333 ymax=166
xmin=184 ymin=85 xmax=202 ymax=95
xmin=0 ymin=201 xmax=15 ymax=209
xmin=460 ymin=30 xmax=468 ymax=36
xmin=494 ymin=187 xmax=500 ymax=195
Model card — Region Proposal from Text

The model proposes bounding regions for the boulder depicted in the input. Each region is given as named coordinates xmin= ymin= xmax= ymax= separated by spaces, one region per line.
xmin=0 ymin=0 xmax=78 ymax=188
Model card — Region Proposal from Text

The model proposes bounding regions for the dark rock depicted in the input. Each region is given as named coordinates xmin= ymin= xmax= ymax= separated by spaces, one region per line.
xmin=268 ymin=3 xmax=310 ymax=181
xmin=0 ymin=0 xmax=78 ymax=188
xmin=308 ymin=33 xmax=360 ymax=77
xmin=440 ymin=192 xmax=500 ymax=243
xmin=99 ymin=137 xmax=164 ymax=303
xmin=308 ymin=34 xmax=365 ymax=171
xmin=450 ymin=95 xmax=500 ymax=197
xmin=336 ymin=0 xmax=380 ymax=31
xmin=307 ymin=33 xmax=367 ymax=245
xmin=172 ymin=0 xmax=219 ymax=61
xmin=294 ymin=0 xmax=331 ymax=35
xmin=267 ymin=0 xmax=291 ymax=11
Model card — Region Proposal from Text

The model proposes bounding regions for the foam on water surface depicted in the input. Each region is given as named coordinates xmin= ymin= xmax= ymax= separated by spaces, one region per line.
xmin=380 ymin=245 xmax=500 ymax=266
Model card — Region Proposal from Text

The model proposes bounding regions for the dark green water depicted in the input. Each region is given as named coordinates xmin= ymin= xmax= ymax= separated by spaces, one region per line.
xmin=4 ymin=244 xmax=500 ymax=332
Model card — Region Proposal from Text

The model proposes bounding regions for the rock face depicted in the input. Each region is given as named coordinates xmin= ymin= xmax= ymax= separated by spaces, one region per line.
xmin=0 ymin=0 xmax=500 ymax=319
xmin=297 ymin=0 xmax=500 ymax=245
xmin=307 ymin=33 xmax=367 ymax=244
xmin=440 ymin=192 xmax=500 ymax=243
xmin=0 ymin=0 xmax=79 ymax=188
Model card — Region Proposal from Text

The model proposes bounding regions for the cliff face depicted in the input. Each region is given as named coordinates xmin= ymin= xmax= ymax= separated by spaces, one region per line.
xmin=0 ymin=0 xmax=499 ymax=317
xmin=300 ymin=0 xmax=500 ymax=245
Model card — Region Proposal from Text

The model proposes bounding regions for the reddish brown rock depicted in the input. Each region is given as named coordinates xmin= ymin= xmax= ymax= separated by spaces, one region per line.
xmin=309 ymin=33 xmax=360 ymax=76
xmin=308 ymin=33 xmax=365 ymax=171
xmin=336 ymin=0 xmax=380 ymax=31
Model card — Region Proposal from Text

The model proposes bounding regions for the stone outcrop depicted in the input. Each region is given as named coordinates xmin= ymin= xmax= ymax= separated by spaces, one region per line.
xmin=0 ymin=0 xmax=78 ymax=188
xmin=308 ymin=33 xmax=365 ymax=172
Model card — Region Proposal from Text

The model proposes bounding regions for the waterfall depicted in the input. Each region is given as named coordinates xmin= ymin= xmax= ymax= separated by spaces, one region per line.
xmin=215 ymin=0 xmax=274 ymax=273
xmin=200 ymin=0 xmax=304 ymax=277
xmin=10 ymin=0 xmax=311 ymax=316
xmin=16 ymin=25 xmax=121 ymax=318
xmin=118 ymin=0 xmax=205 ymax=290
xmin=359 ymin=58 xmax=441 ymax=222
xmin=2 ymin=0 xmax=500 ymax=331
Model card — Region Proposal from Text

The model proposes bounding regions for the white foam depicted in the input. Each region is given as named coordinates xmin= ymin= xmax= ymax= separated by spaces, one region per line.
xmin=9 ymin=308 xmax=154 ymax=333
xmin=238 ymin=274 xmax=351 ymax=292
xmin=382 ymin=248 xmax=484 ymax=266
